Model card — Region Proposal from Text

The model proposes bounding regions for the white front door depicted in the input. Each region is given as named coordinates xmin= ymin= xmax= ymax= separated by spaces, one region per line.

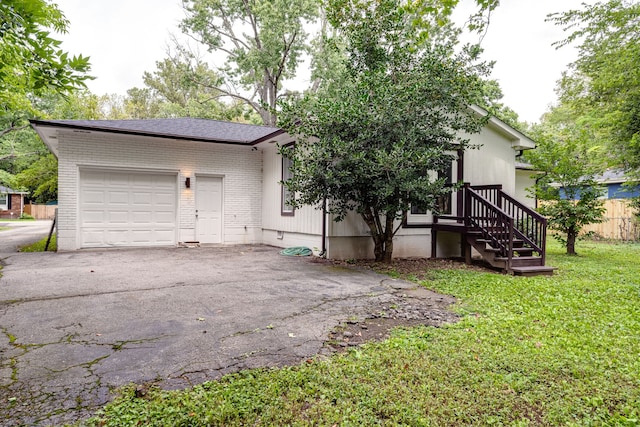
xmin=196 ymin=176 xmax=223 ymax=243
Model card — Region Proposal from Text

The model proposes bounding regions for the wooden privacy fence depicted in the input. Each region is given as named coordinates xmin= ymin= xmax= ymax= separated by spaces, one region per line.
xmin=24 ymin=204 xmax=57 ymax=220
xmin=582 ymin=199 xmax=639 ymax=241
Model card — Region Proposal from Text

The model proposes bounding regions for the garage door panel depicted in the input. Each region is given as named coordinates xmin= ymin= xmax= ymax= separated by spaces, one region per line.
xmin=131 ymin=211 xmax=154 ymax=223
xmin=82 ymin=210 xmax=106 ymax=224
xmin=131 ymin=192 xmax=153 ymax=205
xmin=108 ymin=191 xmax=130 ymax=204
xmin=108 ymin=211 xmax=129 ymax=223
xmin=152 ymin=230 xmax=175 ymax=243
xmin=155 ymin=192 xmax=175 ymax=205
xmin=80 ymin=170 xmax=177 ymax=248
xmin=81 ymin=230 xmax=106 ymax=246
xmin=109 ymin=174 xmax=130 ymax=187
xmin=154 ymin=211 xmax=175 ymax=223
xmin=105 ymin=229 xmax=131 ymax=245
xmin=82 ymin=190 xmax=106 ymax=204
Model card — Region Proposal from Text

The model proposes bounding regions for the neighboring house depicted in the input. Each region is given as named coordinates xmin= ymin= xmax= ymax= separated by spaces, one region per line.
xmin=556 ymin=169 xmax=640 ymax=200
xmin=577 ymin=169 xmax=640 ymax=241
xmin=595 ymin=169 xmax=640 ymax=199
xmin=31 ymin=113 xmax=553 ymax=275
xmin=0 ymin=185 xmax=28 ymax=219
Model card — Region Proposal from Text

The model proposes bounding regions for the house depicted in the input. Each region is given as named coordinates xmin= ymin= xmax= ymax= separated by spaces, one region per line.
xmin=569 ymin=169 xmax=639 ymax=241
xmin=514 ymin=161 xmax=538 ymax=209
xmin=595 ymin=169 xmax=639 ymax=199
xmin=0 ymin=185 xmax=28 ymax=219
xmin=30 ymin=113 xmax=553 ymax=275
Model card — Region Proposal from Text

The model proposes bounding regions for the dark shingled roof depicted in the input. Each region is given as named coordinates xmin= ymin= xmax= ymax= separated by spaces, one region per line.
xmin=29 ymin=118 xmax=284 ymax=145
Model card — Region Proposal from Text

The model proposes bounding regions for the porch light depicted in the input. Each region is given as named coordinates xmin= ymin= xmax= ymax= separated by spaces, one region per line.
xmin=185 ymin=177 xmax=191 ymax=188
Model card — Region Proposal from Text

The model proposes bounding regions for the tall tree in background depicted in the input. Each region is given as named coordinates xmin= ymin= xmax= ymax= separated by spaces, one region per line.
xmin=138 ymin=50 xmax=257 ymax=122
xmin=180 ymin=0 xmax=319 ymax=125
xmin=280 ymin=0 xmax=495 ymax=262
xmin=180 ymin=0 xmax=498 ymax=125
xmin=526 ymin=107 xmax=606 ymax=255
xmin=549 ymin=0 xmax=640 ymax=175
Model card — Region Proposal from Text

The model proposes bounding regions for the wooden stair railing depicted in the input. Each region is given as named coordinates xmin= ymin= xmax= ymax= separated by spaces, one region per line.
xmin=431 ymin=184 xmax=553 ymax=275
xmin=467 ymin=185 xmax=548 ymax=265
xmin=465 ymin=185 xmax=515 ymax=272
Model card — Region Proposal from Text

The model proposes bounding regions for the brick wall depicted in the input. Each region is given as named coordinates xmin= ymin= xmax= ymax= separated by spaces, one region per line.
xmin=0 ymin=194 xmax=23 ymax=218
xmin=57 ymin=130 xmax=263 ymax=250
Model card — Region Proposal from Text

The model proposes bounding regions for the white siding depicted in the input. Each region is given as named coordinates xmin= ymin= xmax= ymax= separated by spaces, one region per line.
xmin=260 ymin=143 xmax=323 ymax=249
xmin=464 ymin=126 xmax=518 ymax=195
xmin=515 ymin=169 xmax=537 ymax=209
xmin=57 ymin=130 xmax=263 ymax=250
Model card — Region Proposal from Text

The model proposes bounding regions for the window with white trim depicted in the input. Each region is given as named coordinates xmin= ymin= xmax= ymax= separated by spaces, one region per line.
xmin=0 ymin=193 xmax=7 ymax=210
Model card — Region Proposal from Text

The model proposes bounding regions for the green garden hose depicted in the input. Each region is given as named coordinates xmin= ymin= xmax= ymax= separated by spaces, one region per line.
xmin=280 ymin=246 xmax=313 ymax=256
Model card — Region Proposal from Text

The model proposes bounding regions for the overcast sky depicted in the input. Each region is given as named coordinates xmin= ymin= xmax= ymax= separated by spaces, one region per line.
xmin=54 ymin=0 xmax=592 ymax=124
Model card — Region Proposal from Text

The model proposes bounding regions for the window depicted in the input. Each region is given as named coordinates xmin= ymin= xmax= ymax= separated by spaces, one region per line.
xmin=405 ymin=154 xmax=458 ymax=227
xmin=410 ymin=205 xmax=427 ymax=215
xmin=436 ymin=162 xmax=453 ymax=215
xmin=281 ymin=144 xmax=295 ymax=216
xmin=0 ymin=193 xmax=7 ymax=210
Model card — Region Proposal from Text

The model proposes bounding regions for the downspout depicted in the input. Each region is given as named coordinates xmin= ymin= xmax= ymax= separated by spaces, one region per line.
xmin=321 ymin=197 xmax=327 ymax=257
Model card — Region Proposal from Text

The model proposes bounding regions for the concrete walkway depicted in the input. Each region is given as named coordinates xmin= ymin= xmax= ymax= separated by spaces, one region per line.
xmin=0 ymin=245 xmax=454 ymax=426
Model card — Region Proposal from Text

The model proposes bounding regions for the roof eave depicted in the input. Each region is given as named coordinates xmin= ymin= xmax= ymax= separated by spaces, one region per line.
xmin=29 ymin=119 xmax=279 ymax=146
xmin=468 ymin=105 xmax=537 ymax=151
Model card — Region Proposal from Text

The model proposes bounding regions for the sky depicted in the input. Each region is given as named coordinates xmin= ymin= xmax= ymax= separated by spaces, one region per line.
xmin=54 ymin=0 xmax=593 ymax=124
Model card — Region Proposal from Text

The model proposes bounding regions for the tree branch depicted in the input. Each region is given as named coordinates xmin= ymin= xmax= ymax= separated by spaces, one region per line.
xmin=0 ymin=124 xmax=29 ymax=138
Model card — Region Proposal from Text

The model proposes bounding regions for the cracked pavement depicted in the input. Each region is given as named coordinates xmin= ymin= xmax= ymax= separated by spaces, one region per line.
xmin=0 ymin=244 xmax=454 ymax=426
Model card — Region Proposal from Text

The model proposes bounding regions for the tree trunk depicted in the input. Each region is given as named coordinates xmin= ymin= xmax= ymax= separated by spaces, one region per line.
xmin=372 ymin=233 xmax=385 ymax=262
xmin=360 ymin=208 xmax=393 ymax=262
xmin=381 ymin=235 xmax=393 ymax=263
xmin=566 ymin=229 xmax=577 ymax=255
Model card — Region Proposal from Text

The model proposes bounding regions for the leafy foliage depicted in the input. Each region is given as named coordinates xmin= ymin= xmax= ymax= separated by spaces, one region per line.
xmin=0 ymin=0 xmax=90 ymax=197
xmin=526 ymin=117 xmax=606 ymax=255
xmin=548 ymin=0 xmax=640 ymax=175
xmin=0 ymin=0 xmax=91 ymax=134
xmin=180 ymin=0 xmax=320 ymax=125
xmin=14 ymin=153 xmax=57 ymax=203
xmin=280 ymin=0 xmax=493 ymax=262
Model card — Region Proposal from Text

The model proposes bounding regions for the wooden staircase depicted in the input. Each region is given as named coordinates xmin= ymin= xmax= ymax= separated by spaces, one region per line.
xmin=433 ymin=184 xmax=556 ymax=276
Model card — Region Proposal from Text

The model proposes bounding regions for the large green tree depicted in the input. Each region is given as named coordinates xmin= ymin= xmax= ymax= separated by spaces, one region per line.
xmin=138 ymin=50 xmax=257 ymax=122
xmin=549 ymin=0 xmax=640 ymax=174
xmin=526 ymin=109 xmax=606 ymax=255
xmin=180 ymin=0 xmax=319 ymax=125
xmin=280 ymin=0 xmax=495 ymax=262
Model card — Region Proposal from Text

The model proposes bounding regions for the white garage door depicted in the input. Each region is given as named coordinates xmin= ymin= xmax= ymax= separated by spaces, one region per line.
xmin=79 ymin=170 xmax=177 ymax=248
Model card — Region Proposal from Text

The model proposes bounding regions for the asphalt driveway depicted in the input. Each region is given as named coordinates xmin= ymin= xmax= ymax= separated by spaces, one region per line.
xmin=0 ymin=245 xmax=455 ymax=426
xmin=0 ymin=220 xmax=53 ymax=255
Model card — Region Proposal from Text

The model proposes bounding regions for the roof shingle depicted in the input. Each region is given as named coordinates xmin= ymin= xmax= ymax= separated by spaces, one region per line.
xmin=30 ymin=118 xmax=284 ymax=145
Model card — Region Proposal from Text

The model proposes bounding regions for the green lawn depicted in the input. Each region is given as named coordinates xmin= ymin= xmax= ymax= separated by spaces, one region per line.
xmin=82 ymin=241 xmax=640 ymax=426
xmin=19 ymin=234 xmax=56 ymax=252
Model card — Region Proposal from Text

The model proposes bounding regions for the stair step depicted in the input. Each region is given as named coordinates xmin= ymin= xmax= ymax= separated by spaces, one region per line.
xmin=495 ymin=256 xmax=543 ymax=267
xmin=511 ymin=266 xmax=557 ymax=277
xmin=514 ymin=247 xmax=536 ymax=255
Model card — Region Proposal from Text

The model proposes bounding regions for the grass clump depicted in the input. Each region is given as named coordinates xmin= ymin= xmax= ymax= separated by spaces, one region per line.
xmin=84 ymin=241 xmax=640 ymax=426
xmin=19 ymin=234 xmax=56 ymax=252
